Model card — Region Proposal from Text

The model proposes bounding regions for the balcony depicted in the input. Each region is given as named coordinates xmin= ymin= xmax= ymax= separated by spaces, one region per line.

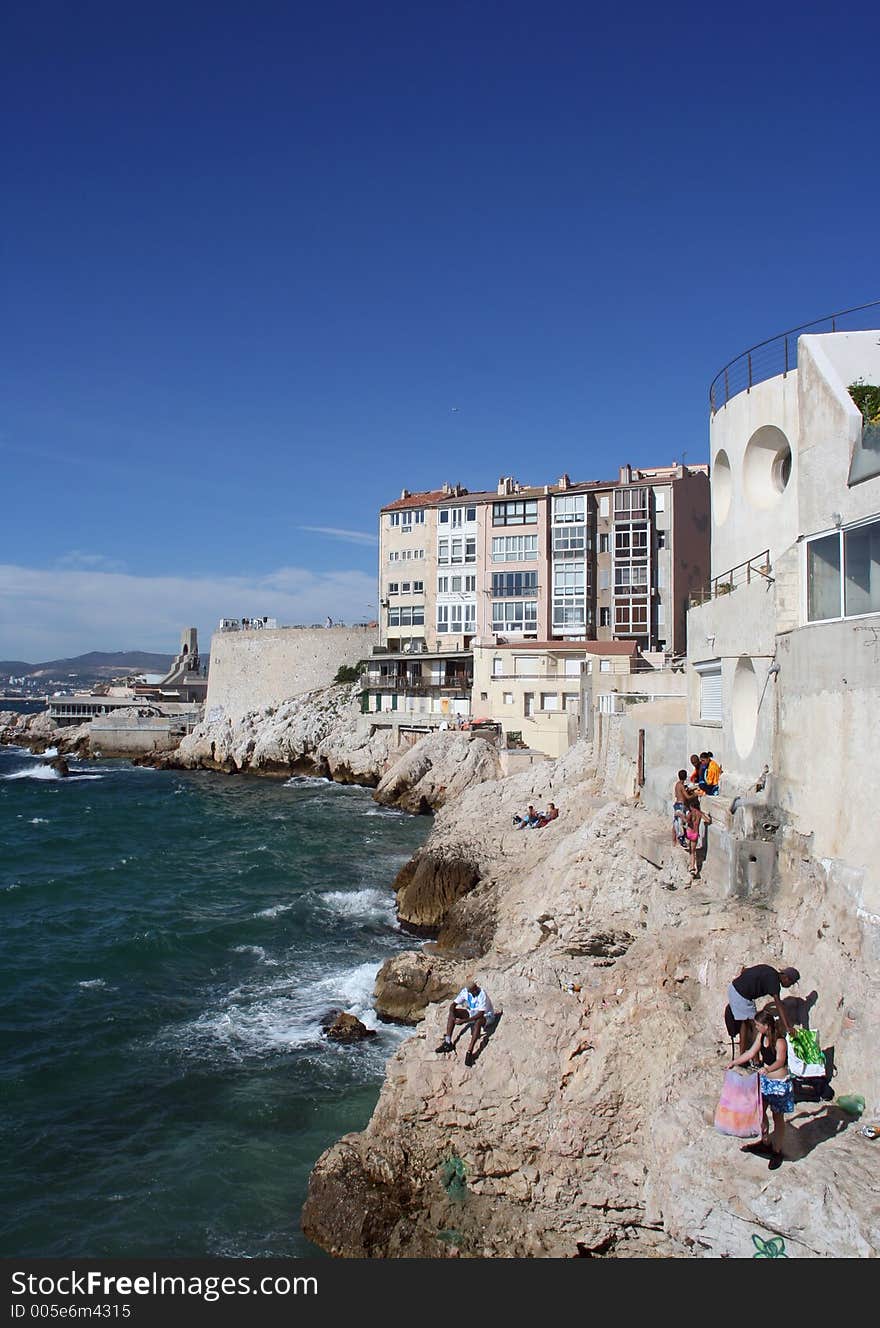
xmin=363 ymin=672 xmax=473 ymax=693
xmin=688 ymin=551 xmax=772 ymax=606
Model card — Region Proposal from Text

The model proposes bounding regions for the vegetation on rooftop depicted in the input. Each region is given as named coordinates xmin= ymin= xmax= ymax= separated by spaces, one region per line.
xmin=848 ymin=380 xmax=880 ymax=426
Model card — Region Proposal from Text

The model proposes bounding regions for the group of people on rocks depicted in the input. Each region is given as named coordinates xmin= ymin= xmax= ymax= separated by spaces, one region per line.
xmin=672 ymin=752 xmax=723 ymax=877
xmin=513 ymin=802 xmax=559 ymax=830
xmin=722 ymin=962 xmax=803 ymax=1169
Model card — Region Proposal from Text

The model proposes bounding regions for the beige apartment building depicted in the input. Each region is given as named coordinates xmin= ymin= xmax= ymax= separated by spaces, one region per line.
xmin=377 ymin=465 xmax=709 ymax=654
xmin=363 ymin=464 xmax=709 ymax=727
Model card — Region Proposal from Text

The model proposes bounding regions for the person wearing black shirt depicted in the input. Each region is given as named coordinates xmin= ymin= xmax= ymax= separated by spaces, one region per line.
xmin=724 ymin=963 xmax=800 ymax=1055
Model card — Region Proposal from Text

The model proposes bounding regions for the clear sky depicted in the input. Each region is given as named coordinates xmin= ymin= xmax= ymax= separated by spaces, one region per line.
xmin=2 ymin=0 xmax=878 ymax=659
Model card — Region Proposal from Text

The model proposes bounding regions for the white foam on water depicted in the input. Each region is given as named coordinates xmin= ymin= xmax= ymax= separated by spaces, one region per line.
xmin=283 ymin=775 xmax=332 ymax=788
xmin=363 ymin=805 xmax=407 ymax=818
xmin=3 ymin=765 xmax=61 ymax=781
xmin=42 ymin=746 xmax=59 ymax=758
xmin=30 ymin=817 xmax=49 ymax=825
xmin=78 ymin=978 xmax=116 ymax=991
xmin=254 ymin=901 xmax=296 ymax=919
xmin=231 ymin=944 xmax=279 ymax=967
xmin=319 ymin=887 xmax=396 ymax=926
xmin=163 ymin=959 xmax=392 ymax=1060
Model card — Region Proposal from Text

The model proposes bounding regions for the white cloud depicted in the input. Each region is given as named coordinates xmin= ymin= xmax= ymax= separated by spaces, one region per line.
xmin=54 ymin=550 xmax=128 ymax=573
xmin=299 ymin=526 xmax=378 ymax=546
xmin=0 ymin=563 xmax=378 ymax=661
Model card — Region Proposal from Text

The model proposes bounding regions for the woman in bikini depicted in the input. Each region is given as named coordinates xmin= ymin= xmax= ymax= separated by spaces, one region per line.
xmin=727 ymin=1007 xmax=792 ymax=1169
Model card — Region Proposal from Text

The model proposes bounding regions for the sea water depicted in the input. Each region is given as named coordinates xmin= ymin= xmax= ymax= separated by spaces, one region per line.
xmin=0 ymin=745 xmax=428 ymax=1256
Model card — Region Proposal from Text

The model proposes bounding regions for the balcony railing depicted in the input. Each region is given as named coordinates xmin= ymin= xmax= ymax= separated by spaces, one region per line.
xmin=709 ymin=300 xmax=880 ymax=413
xmin=688 ymin=551 xmax=772 ymax=606
xmin=363 ymin=673 xmax=473 ymax=693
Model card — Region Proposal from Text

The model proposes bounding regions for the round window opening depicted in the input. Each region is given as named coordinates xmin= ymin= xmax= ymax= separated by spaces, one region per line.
xmin=743 ymin=426 xmax=792 ymax=510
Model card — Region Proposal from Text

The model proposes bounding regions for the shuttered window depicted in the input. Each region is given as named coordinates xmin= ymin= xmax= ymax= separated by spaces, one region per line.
xmin=696 ymin=660 xmax=723 ymax=721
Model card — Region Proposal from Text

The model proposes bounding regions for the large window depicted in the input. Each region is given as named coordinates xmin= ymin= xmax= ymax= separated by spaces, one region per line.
xmin=614 ymin=564 xmax=648 ymax=591
xmin=439 ymin=505 xmax=477 ymax=525
xmin=552 ymin=526 xmax=586 ymax=556
xmin=615 ymin=525 xmax=648 ymax=558
xmin=436 ymin=603 xmax=476 ymax=634
xmin=807 ymin=517 xmax=880 ymax=621
xmin=614 ymin=488 xmax=648 ymax=520
xmin=614 ymin=600 xmax=648 ymax=633
xmin=553 ymin=494 xmax=585 ymax=523
xmin=493 ymin=500 xmax=538 ymax=526
xmin=492 ymin=571 xmax=538 ymax=597
xmin=552 ymin=603 xmax=585 ymax=628
xmin=554 ymin=564 xmax=585 ymax=595
xmin=438 ymin=536 xmax=476 ymax=565
xmin=491 ymin=600 xmax=538 ymax=632
xmin=388 ymin=605 xmax=425 ymax=627
xmin=492 ymin=535 xmax=538 ymax=561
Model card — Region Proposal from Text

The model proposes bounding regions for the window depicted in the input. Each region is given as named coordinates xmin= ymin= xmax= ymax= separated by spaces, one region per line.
xmin=656 ymin=601 xmax=665 ymax=625
xmin=552 ymin=603 xmax=585 ymax=628
xmin=615 ymin=525 xmax=649 ymax=558
xmin=554 ymin=564 xmax=585 ymax=594
xmin=614 ymin=565 xmax=648 ymax=591
xmin=553 ymin=526 xmax=586 ymax=556
xmin=400 ymin=581 xmax=410 ymax=593
xmin=388 ymin=606 xmax=425 ymax=627
xmin=599 ymin=659 xmax=611 ymax=673
xmin=466 ymin=506 xmax=476 ymax=522
xmin=696 ymin=660 xmax=723 ymax=721
xmin=614 ymin=487 xmax=648 ymax=520
xmin=492 ymin=571 xmax=538 ymax=597
xmin=492 ymin=657 xmax=503 ymax=676
xmin=412 ymin=580 xmax=423 ymax=592
xmin=599 ymin=607 xmax=610 ymax=627
xmin=807 ymin=518 xmax=880 ymax=621
xmin=491 ymin=600 xmax=538 ymax=632
xmin=390 ymin=512 xmax=400 ymax=527
xmin=493 ymin=500 xmax=538 ymax=526
xmin=657 ymin=530 xmax=666 ymax=549
xmin=492 ymin=534 xmax=538 ymax=561
xmin=653 ymin=489 xmax=666 ymax=513
xmin=553 ymin=494 xmax=585 ymax=523
xmin=599 ymin=534 xmax=609 ymax=553
xmin=439 ymin=505 xmax=476 ymax=527
xmin=388 ymin=551 xmax=399 ymax=562
xmin=599 ymin=497 xmax=609 ymax=518
xmin=564 ymin=693 xmax=579 ymax=711
xmin=541 ymin=692 xmax=559 ymax=711
xmin=503 ymin=692 xmax=514 ymax=705
xmin=599 ymin=569 xmax=610 ymax=590
xmin=388 ymin=582 xmax=399 ymax=595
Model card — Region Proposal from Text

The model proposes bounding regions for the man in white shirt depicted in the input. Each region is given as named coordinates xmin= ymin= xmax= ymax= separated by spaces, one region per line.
xmin=435 ymin=981 xmax=495 ymax=1066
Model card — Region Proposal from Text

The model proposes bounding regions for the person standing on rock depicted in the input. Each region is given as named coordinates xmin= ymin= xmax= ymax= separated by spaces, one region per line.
xmin=724 ymin=964 xmax=800 ymax=1056
xmin=727 ymin=1007 xmax=792 ymax=1169
xmin=435 ymin=981 xmax=494 ymax=1067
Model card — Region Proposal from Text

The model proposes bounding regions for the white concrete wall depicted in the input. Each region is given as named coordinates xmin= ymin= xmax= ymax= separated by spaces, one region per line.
xmin=709 ymin=370 xmax=800 ymax=578
xmin=206 ymin=626 xmax=377 ymax=721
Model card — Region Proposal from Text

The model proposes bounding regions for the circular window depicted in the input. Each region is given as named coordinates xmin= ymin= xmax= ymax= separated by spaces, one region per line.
xmin=743 ymin=426 xmax=792 ymax=510
xmin=713 ymin=449 xmax=732 ymax=524
xmin=732 ymin=656 xmax=759 ymax=759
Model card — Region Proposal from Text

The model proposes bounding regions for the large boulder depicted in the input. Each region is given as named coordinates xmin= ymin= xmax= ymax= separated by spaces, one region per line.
xmin=373 ymin=950 xmax=463 ymax=1024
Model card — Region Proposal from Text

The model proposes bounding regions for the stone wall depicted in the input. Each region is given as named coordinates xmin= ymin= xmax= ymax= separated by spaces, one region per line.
xmin=205 ymin=626 xmax=378 ymax=721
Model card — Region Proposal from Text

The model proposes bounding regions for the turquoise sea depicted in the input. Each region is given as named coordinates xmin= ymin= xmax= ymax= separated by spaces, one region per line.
xmin=0 ymin=744 xmax=428 ymax=1256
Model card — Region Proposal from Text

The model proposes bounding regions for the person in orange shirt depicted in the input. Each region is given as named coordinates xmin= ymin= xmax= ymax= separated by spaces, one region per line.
xmin=699 ymin=752 xmax=723 ymax=795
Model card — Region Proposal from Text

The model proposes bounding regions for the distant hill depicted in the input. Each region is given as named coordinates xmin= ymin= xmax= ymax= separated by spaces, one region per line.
xmin=0 ymin=651 xmax=175 ymax=679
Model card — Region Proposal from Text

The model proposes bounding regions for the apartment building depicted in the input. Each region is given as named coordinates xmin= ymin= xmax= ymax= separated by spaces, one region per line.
xmin=378 ymin=466 xmax=709 ymax=655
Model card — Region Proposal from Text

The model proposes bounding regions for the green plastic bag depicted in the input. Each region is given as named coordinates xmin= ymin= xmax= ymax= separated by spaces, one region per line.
xmin=790 ymin=1027 xmax=825 ymax=1067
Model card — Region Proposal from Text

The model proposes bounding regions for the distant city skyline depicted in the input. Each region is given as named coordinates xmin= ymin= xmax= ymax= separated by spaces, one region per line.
xmin=3 ymin=2 xmax=878 ymax=657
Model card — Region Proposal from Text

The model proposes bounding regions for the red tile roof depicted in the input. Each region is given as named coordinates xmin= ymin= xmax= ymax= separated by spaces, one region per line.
xmin=381 ymin=489 xmax=450 ymax=512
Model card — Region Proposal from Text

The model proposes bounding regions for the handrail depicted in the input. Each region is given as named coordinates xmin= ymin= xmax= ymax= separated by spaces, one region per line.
xmin=709 ymin=300 xmax=880 ymax=413
xmin=688 ymin=551 xmax=772 ymax=606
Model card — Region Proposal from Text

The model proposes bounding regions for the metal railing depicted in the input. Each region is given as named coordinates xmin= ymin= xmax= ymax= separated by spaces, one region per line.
xmin=709 ymin=300 xmax=880 ymax=413
xmin=363 ymin=673 xmax=473 ymax=692
xmin=688 ymin=551 xmax=772 ymax=606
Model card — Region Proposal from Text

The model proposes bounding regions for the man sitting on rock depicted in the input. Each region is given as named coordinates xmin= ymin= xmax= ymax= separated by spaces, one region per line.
xmin=435 ymin=981 xmax=495 ymax=1067
xmin=513 ymin=805 xmax=540 ymax=829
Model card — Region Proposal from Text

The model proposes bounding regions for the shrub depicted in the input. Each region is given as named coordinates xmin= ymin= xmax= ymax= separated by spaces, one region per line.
xmin=333 ymin=664 xmax=363 ymax=685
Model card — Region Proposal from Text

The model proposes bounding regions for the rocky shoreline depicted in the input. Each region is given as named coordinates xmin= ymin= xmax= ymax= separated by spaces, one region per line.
xmin=6 ymin=691 xmax=878 ymax=1257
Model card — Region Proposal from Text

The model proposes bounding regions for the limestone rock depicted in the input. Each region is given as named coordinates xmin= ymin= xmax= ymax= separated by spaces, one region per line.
xmin=373 ymin=950 xmax=463 ymax=1024
xmin=321 ymin=1011 xmax=377 ymax=1043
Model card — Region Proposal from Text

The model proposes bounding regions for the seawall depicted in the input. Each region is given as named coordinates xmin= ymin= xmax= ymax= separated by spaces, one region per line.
xmin=205 ymin=626 xmax=378 ymax=722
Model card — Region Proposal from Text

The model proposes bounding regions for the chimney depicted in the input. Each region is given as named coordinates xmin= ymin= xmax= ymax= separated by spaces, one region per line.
xmin=619 ymin=464 xmax=632 ymax=485
xmin=558 ymin=473 xmax=570 ymax=490
xmin=442 ymin=482 xmax=452 ymax=495
xmin=400 ymin=488 xmax=410 ymax=500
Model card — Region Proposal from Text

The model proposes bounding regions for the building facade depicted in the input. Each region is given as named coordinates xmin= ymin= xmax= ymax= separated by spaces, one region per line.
xmin=686 ymin=326 xmax=880 ymax=913
xmin=378 ymin=465 xmax=709 ymax=657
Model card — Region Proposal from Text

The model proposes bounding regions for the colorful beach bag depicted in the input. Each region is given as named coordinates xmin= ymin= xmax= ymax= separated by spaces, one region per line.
xmin=714 ymin=1069 xmax=762 ymax=1137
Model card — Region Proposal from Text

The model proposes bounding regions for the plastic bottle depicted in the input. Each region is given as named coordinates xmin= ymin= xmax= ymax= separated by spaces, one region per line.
xmin=837 ymin=1094 xmax=866 ymax=1118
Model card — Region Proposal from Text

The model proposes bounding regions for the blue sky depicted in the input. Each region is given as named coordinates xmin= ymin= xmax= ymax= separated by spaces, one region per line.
xmin=2 ymin=1 xmax=878 ymax=658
